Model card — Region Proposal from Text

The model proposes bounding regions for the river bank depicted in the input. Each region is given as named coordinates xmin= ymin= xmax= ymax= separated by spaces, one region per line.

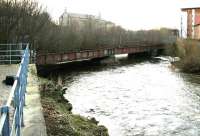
xmin=39 ymin=78 xmax=109 ymax=136
xmin=170 ymin=39 xmax=200 ymax=73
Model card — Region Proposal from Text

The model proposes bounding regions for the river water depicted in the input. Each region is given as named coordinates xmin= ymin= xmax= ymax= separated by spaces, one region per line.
xmin=63 ymin=55 xmax=200 ymax=136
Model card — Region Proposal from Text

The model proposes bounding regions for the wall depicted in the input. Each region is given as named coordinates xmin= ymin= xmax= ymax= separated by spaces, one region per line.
xmin=187 ymin=9 xmax=193 ymax=38
xmin=194 ymin=9 xmax=200 ymax=39
xmin=183 ymin=8 xmax=200 ymax=40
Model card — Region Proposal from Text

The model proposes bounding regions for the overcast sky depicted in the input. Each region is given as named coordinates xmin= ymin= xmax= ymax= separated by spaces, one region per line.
xmin=37 ymin=0 xmax=200 ymax=31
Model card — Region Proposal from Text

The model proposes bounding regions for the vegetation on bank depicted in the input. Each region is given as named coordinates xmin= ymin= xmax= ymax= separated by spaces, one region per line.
xmin=1 ymin=0 xmax=177 ymax=53
xmin=39 ymin=79 xmax=109 ymax=136
xmin=170 ymin=39 xmax=200 ymax=73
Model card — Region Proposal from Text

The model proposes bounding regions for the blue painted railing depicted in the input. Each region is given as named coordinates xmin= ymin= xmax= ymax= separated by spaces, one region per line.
xmin=0 ymin=44 xmax=29 ymax=136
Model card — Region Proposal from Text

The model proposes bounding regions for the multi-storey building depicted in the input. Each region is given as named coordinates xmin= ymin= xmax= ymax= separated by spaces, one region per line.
xmin=182 ymin=6 xmax=200 ymax=39
xmin=59 ymin=11 xmax=115 ymax=30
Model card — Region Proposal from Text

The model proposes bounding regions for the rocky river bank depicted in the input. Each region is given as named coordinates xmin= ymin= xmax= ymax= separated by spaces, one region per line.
xmin=39 ymin=78 xmax=109 ymax=136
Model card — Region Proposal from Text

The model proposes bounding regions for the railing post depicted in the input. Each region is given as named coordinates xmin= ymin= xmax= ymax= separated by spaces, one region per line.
xmin=1 ymin=106 xmax=10 ymax=136
xmin=20 ymin=65 xmax=25 ymax=127
xmin=9 ymin=44 xmax=11 ymax=64
xmin=15 ymin=76 xmax=21 ymax=136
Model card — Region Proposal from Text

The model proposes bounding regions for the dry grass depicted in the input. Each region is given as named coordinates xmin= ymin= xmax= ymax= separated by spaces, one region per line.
xmin=175 ymin=39 xmax=200 ymax=73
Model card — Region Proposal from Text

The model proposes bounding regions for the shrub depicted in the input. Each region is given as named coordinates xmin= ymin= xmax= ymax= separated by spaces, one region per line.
xmin=174 ymin=39 xmax=200 ymax=73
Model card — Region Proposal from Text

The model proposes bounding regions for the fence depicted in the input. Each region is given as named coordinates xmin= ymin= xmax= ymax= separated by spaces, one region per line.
xmin=0 ymin=44 xmax=28 ymax=64
xmin=0 ymin=44 xmax=29 ymax=136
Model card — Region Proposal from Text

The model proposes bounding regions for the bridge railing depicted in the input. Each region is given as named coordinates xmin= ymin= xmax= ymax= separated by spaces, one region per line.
xmin=0 ymin=44 xmax=29 ymax=136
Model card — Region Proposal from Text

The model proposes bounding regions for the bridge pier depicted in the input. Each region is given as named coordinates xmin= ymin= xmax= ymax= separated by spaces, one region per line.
xmin=100 ymin=55 xmax=119 ymax=65
xmin=91 ymin=56 xmax=110 ymax=63
xmin=150 ymin=49 xmax=158 ymax=57
xmin=128 ymin=52 xmax=151 ymax=58
xmin=150 ymin=49 xmax=165 ymax=57
xmin=157 ymin=49 xmax=165 ymax=55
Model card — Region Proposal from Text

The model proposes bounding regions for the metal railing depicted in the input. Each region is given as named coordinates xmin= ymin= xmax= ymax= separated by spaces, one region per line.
xmin=0 ymin=44 xmax=28 ymax=64
xmin=0 ymin=44 xmax=29 ymax=136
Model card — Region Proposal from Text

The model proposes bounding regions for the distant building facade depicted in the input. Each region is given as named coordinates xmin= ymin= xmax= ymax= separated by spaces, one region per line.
xmin=59 ymin=11 xmax=115 ymax=30
xmin=182 ymin=7 xmax=200 ymax=39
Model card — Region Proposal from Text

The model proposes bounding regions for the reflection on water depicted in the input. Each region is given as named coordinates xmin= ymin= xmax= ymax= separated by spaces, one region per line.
xmin=63 ymin=56 xmax=200 ymax=136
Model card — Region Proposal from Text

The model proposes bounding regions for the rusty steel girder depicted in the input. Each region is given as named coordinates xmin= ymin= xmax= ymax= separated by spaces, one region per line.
xmin=36 ymin=44 xmax=165 ymax=65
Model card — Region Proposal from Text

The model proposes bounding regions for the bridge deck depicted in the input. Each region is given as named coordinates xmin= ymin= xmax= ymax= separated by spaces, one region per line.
xmin=37 ymin=44 xmax=165 ymax=65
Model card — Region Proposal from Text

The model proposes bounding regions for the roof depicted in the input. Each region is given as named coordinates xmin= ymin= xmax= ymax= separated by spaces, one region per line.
xmin=181 ymin=1 xmax=200 ymax=11
xmin=61 ymin=11 xmax=99 ymax=20
xmin=182 ymin=7 xmax=200 ymax=11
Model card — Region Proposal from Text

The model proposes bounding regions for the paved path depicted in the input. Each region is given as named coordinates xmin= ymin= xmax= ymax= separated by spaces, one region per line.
xmin=0 ymin=65 xmax=18 ymax=106
xmin=22 ymin=64 xmax=47 ymax=136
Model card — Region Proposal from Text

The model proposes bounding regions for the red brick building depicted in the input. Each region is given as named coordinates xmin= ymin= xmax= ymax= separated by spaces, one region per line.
xmin=182 ymin=7 xmax=200 ymax=39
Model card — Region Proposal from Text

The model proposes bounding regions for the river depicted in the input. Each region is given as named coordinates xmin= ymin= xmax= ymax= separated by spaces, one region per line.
xmin=62 ymin=55 xmax=200 ymax=136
